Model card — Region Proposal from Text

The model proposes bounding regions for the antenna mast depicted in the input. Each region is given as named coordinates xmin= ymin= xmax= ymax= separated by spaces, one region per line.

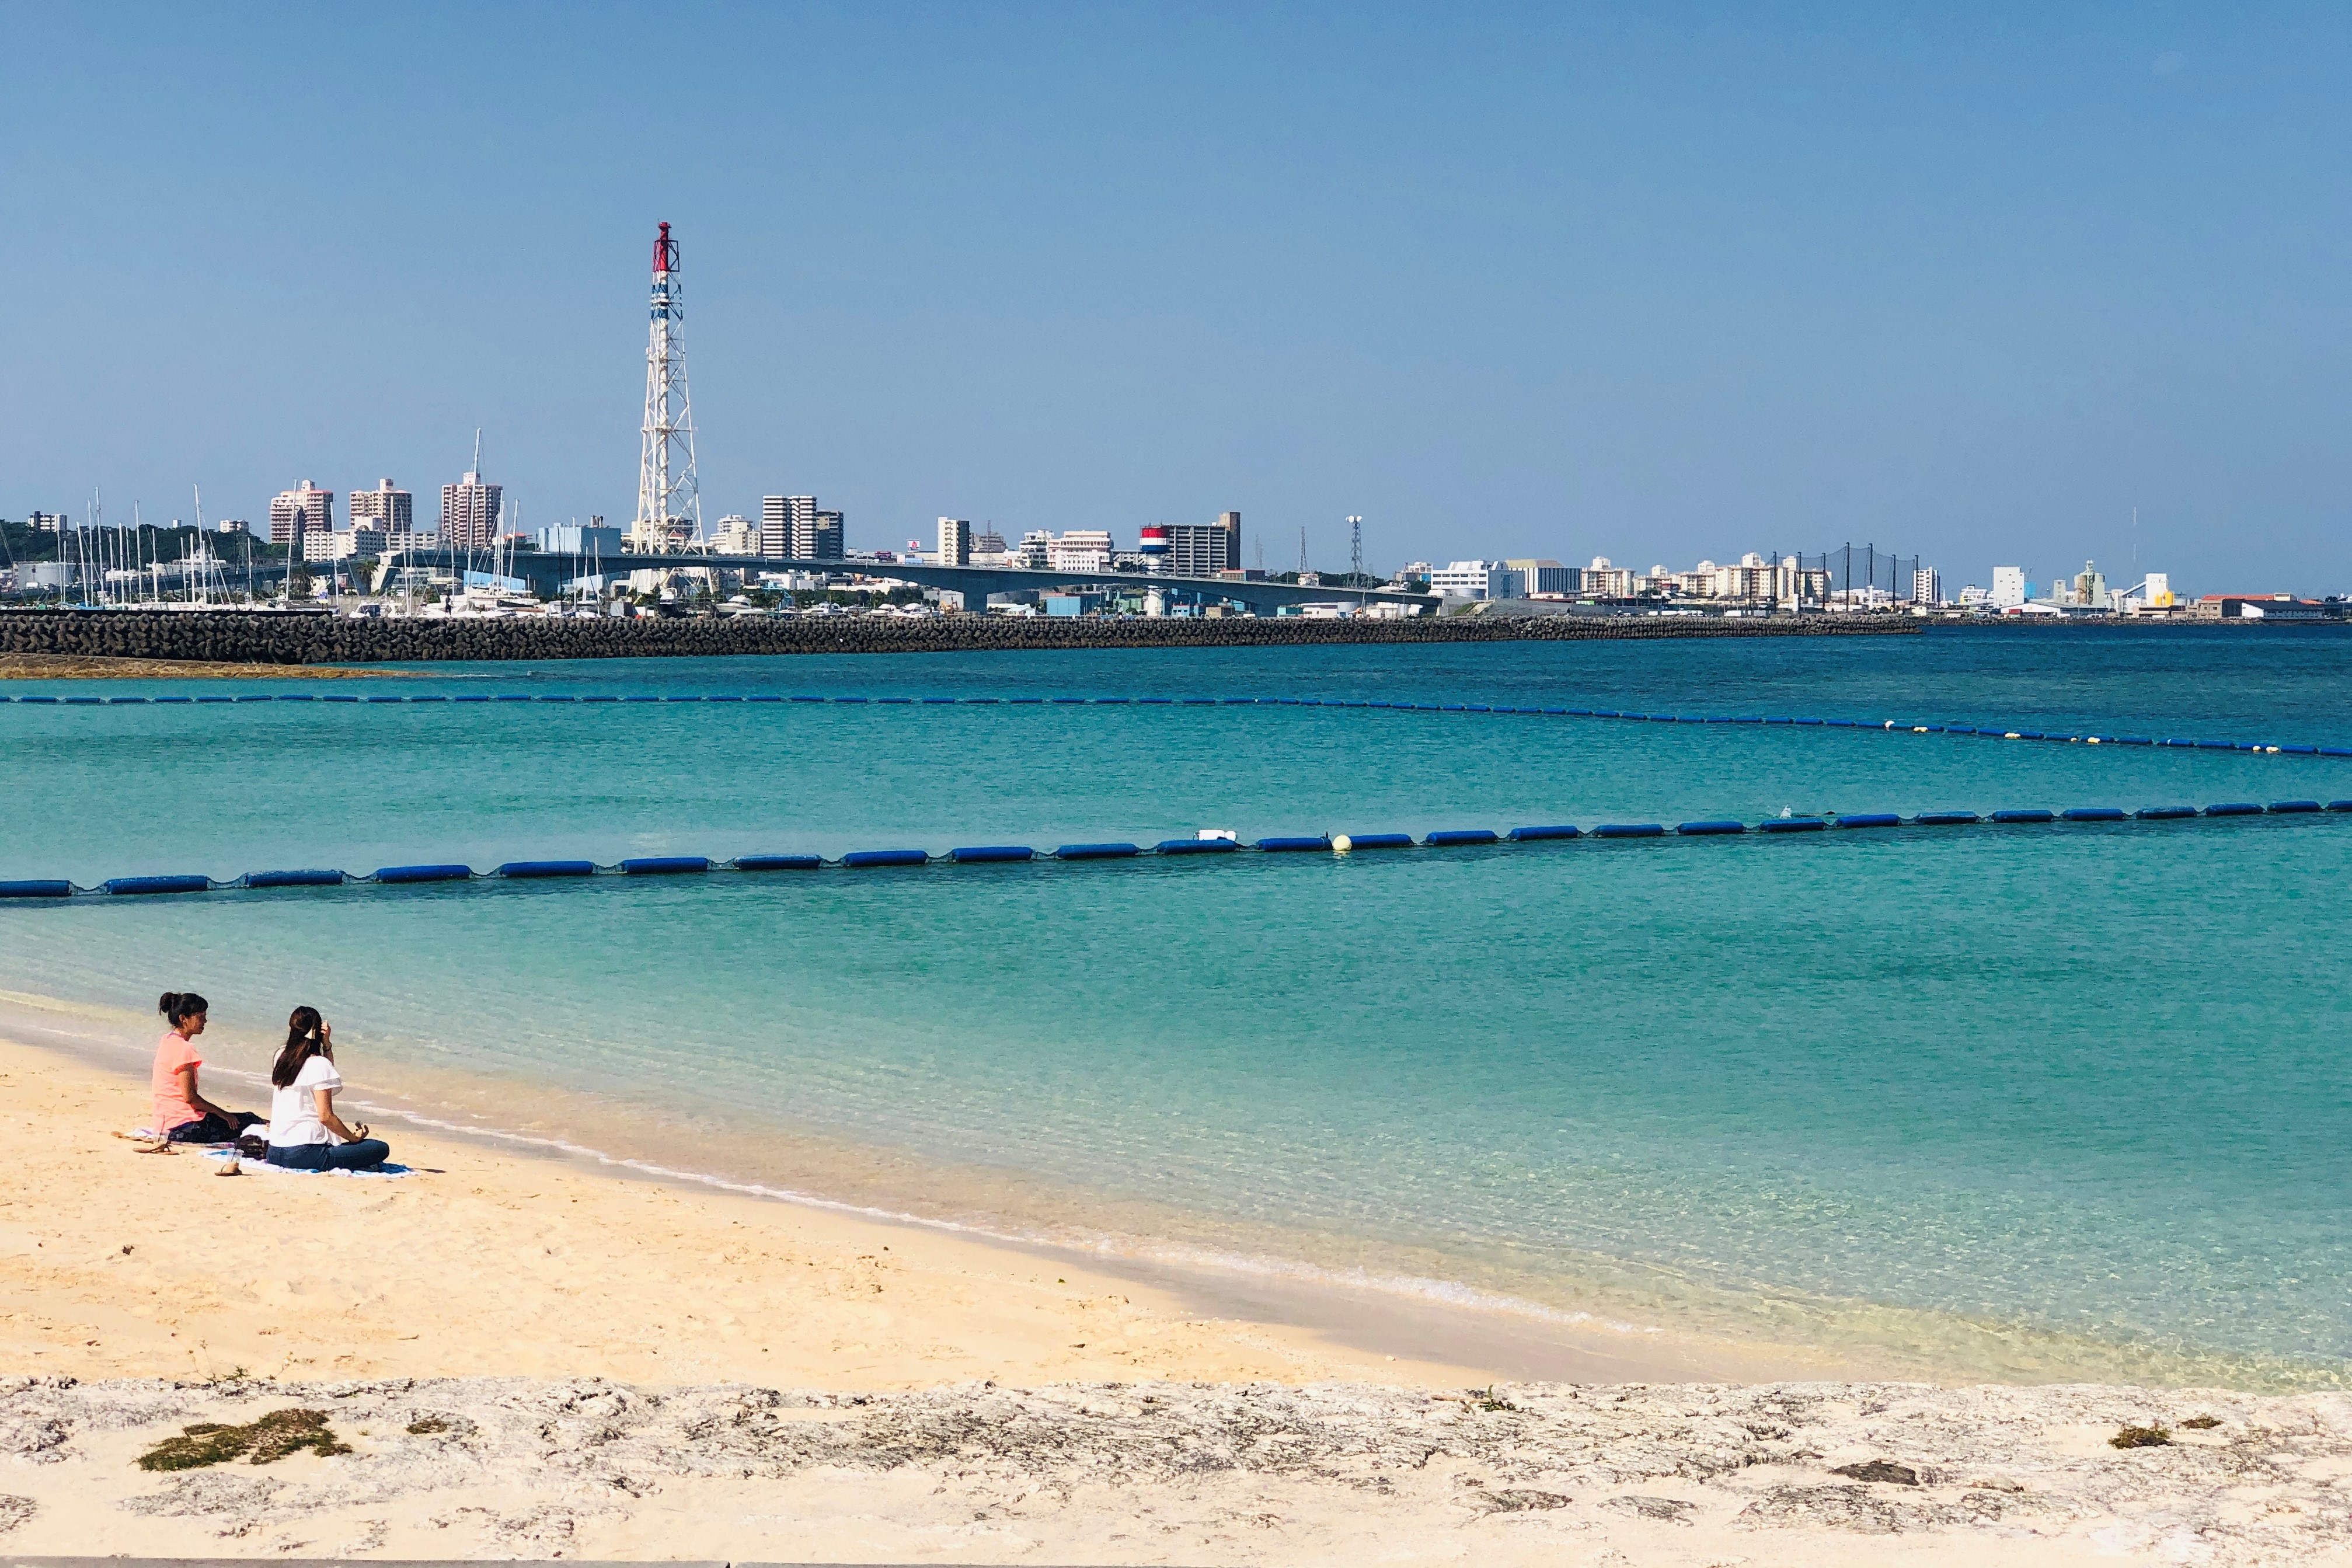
xmin=632 ymin=221 xmax=701 ymax=553
xmin=1348 ymin=515 xmax=1363 ymax=580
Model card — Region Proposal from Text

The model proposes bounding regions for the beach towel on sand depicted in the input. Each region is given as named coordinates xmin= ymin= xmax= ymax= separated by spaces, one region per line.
xmin=130 ymin=1129 xmax=412 ymax=1177
xmin=199 ymin=1147 xmax=412 ymax=1179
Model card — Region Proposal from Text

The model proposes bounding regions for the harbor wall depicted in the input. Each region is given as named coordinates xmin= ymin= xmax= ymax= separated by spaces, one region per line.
xmin=0 ymin=609 xmax=1919 ymax=665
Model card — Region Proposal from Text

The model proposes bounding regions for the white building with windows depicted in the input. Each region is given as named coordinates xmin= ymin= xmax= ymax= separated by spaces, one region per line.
xmin=1991 ymin=566 xmax=2027 ymax=608
xmin=349 ymin=479 xmax=413 ymax=533
xmin=709 ymin=514 xmax=758 ymax=554
xmin=1429 ymin=560 xmax=1514 ymax=600
xmin=937 ymin=517 xmax=973 ymax=567
xmin=1583 ymin=556 xmax=1635 ymax=597
xmin=301 ymin=526 xmax=387 ymax=563
xmin=1046 ymin=530 xmax=1113 ymax=573
xmin=1504 ymin=557 xmax=1573 ymax=595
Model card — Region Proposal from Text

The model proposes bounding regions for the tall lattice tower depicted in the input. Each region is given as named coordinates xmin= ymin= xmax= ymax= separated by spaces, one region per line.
xmin=1348 ymin=515 xmax=1363 ymax=580
xmin=632 ymin=221 xmax=701 ymax=552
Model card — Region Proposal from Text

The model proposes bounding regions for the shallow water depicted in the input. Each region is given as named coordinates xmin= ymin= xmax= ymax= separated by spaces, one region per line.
xmin=7 ymin=625 xmax=2351 ymax=1386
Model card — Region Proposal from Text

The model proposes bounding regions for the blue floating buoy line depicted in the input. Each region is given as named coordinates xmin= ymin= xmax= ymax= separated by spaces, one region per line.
xmin=9 ymin=687 xmax=2352 ymax=760
xmin=4 ymin=799 xmax=2346 ymax=901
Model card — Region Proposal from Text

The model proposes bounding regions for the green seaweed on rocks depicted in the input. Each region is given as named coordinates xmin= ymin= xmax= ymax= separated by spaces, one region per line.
xmin=136 ymin=1408 xmax=351 ymax=1471
xmin=2109 ymin=1424 xmax=2172 ymax=1449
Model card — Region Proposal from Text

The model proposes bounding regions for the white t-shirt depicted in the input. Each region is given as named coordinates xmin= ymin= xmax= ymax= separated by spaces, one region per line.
xmin=267 ymin=1055 xmax=344 ymax=1147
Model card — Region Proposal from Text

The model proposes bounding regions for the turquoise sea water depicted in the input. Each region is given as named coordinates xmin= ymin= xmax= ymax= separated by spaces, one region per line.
xmin=6 ymin=625 xmax=2351 ymax=1386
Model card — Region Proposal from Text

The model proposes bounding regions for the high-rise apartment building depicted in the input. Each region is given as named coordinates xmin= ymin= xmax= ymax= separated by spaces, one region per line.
xmin=757 ymin=496 xmax=844 ymax=559
xmin=270 ymin=480 xmax=335 ymax=545
xmin=1164 ymin=511 xmax=1242 ymax=577
xmin=440 ymin=470 xmax=503 ymax=549
xmin=937 ymin=518 xmax=973 ymax=567
xmin=348 ymin=479 xmax=413 ymax=533
xmin=761 ymin=496 xmax=813 ymax=556
xmin=1912 ymin=566 xmax=1942 ymax=605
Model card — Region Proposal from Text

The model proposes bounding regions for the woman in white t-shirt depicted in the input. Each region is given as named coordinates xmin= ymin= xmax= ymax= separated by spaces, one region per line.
xmin=265 ymin=1006 xmax=391 ymax=1172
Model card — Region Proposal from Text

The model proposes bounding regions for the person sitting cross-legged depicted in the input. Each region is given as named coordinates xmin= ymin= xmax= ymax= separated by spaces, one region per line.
xmin=151 ymin=991 xmax=264 ymax=1145
xmin=264 ymin=1006 xmax=392 ymax=1173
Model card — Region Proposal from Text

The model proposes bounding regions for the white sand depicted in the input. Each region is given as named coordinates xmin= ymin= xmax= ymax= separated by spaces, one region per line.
xmin=5 ymin=1001 xmax=2347 ymax=1563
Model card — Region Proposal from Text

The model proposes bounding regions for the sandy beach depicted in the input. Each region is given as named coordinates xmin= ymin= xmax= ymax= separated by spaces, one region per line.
xmin=1 ymin=1003 xmax=2350 ymax=1563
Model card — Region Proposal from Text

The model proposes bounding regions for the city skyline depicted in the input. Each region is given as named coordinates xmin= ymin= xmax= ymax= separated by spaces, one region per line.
xmin=6 ymin=6 xmax=2349 ymax=590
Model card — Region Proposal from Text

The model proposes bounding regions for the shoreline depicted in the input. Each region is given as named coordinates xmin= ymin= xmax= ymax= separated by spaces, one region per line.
xmin=12 ymin=1002 xmax=2352 ymax=1562
xmin=0 ymin=992 xmax=1860 ymax=1391
xmin=3 ymin=984 xmax=2327 ymax=1396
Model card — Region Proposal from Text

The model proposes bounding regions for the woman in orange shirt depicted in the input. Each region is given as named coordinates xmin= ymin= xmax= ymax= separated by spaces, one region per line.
xmin=151 ymin=991 xmax=262 ymax=1145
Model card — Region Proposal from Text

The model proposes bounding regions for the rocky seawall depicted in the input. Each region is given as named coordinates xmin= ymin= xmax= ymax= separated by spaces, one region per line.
xmin=0 ymin=609 xmax=1918 ymax=665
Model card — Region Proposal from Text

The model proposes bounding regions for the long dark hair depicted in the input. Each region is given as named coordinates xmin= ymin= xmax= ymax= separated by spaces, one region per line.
xmin=270 ymin=1005 xmax=332 ymax=1088
xmin=158 ymin=992 xmax=209 ymax=1030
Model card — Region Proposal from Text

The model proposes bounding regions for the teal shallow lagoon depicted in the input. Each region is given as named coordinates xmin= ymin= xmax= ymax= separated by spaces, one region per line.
xmin=6 ymin=626 xmax=2352 ymax=1386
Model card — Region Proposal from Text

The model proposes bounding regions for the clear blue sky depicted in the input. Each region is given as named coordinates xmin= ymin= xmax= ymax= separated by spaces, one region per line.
xmin=5 ymin=3 xmax=2346 ymax=593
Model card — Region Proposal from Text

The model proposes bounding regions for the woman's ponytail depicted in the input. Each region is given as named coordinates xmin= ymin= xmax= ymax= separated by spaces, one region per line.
xmin=271 ymin=1005 xmax=329 ymax=1088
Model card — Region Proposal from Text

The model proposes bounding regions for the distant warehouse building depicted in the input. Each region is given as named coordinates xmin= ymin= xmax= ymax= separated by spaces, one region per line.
xmin=2192 ymin=595 xmax=2342 ymax=622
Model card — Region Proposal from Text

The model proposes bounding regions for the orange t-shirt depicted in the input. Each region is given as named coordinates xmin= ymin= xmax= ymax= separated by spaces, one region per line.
xmin=151 ymin=1031 xmax=202 ymax=1133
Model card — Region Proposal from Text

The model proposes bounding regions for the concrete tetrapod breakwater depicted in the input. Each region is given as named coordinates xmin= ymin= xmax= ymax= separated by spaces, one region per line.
xmin=0 ymin=609 xmax=1918 ymax=665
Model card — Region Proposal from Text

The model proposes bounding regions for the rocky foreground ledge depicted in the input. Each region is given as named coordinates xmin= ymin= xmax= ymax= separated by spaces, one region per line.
xmin=0 ymin=609 xmax=1916 ymax=666
xmin=2 ymin=1376 xmax=2346 ymax=1563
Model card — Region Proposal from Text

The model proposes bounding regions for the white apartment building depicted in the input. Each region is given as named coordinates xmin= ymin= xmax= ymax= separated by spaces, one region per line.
xmin=761 ymin=496 xmax=810 ymax=556
xmin=1047 ymin=529 xmax=1113 ymax=573
xmin=1583 ymin=556 xmax=1635 ymax=598
xmin=709 ymin=515 xmax=758 ymax=554
xmin=270 ymin=481 xmax=335 ymax=545
xmin=301 ymin=526 xmax=387 ymax=563
xmin=1991 ymin=566 xmax=2027 ymax=608
xmin=1913 ymin=566 xmax=1942 ymax=605
xmin=348 ymin=479 xmax=413 ymax=532
xmin=1430 ymin=560 xmax=1514 ymax=600
xmin=937 ymin=517 xmax=973 ymax=567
